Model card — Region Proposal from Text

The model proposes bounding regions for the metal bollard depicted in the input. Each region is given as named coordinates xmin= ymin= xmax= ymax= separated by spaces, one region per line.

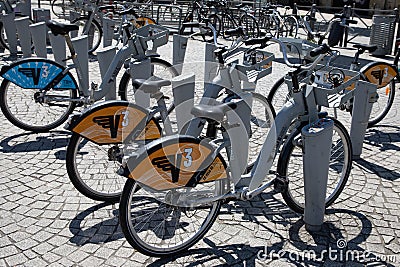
xmin=102 ymin=17 xmax=116 ymax=48
xmin=302 ymin=118 xmax=334 ymax=232
xmin=226 ymin=93 xmax=252 ymax=185
xmin=14 ymin=16 xmax=32 ymax=58
xmin=71 ymin=35 xmax=89 ymax=91
xmin=204 ymin=42 xmax=218 ymax=89
xmin=97 ymin=46 xmax=117 ymax=100
xmin=49 ymin=31 xmax=66 ymax=66
xmin=172 ymin=73 xmax=195 ymax=132
xmin=350 ymin=81 xmax=378 ymax=159
xmin=15 ymin=0 xmax=31 ymax=18
xmin=0 ymin=13 xmax=18 ymax=56
xmin=129 ymin=59 xmax=151 ymax=108
xmin=172 ymin=35 xmax=188 ymax=75
xmin=69 ymin=11 xmax=81 ymax=38
xmin=30 ymin=22 xmax=47 ymax=58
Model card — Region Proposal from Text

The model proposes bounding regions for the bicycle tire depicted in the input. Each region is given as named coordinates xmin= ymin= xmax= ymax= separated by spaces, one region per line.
xmin=282 ymin=16 xmax=298 ymax=38
xmin=247 ymin=92 xmax=275 ymax=169
xmin=221 ymin=14 xmax=237 ymax=39
xmin=119 ymin=170 xmax=222 ymax=257
xmin=71 ymin=17 xmax=103 ymax=54
xmin=51 ymin=0 xmax=74 ymax=19
xmin=279 ymin=118 xmax=352 ymax=213
xmin=119 ymin=58 xmax=179 ymax=113
xmin=66 ymin=133 xmax=128 ymax=202
xmin=239 ymin=14 xmax=260 ymax=38
xmin=0 ymin=79 xmax=77 ymax=132
xmin=367 ymin=79 xmax=396 ymax=127
xmin=267 ymin=76 xmax=291 ymax=115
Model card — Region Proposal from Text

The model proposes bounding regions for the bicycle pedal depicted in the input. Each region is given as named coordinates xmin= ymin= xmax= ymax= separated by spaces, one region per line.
xmin=274 ymin=175 xmax=288 ymax=193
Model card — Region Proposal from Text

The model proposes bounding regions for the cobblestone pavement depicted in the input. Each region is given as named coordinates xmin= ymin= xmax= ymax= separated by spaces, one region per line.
xmin=1 ymin=5 xmax=400 ymax=267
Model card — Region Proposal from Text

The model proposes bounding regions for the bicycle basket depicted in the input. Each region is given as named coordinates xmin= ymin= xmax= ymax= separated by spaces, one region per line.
xmin=312 ymin=66 xmax=360 ymax=108
xmin=279 ymin=37 xmax=319 ymax=62
xmin=235 ymin=50 xmax=274 ymax=85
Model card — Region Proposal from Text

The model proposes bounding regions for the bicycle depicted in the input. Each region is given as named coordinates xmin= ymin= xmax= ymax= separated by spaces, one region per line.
xmin=118 ymin=38 xmax=356 ymax=256
xmin=64 ymin=23 xmax=275 ymax=203
xmin=268 ymin=42 xmax=398 ymax=128
xmin=258 ymin=4 xmax=298 ymax=38
xmin=0 ymin=22 xmax=177 ymax=132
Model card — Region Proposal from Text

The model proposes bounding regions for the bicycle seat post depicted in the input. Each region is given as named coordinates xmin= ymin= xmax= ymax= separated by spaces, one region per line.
xmin=64 ymin=34 xmax=77 ymax=58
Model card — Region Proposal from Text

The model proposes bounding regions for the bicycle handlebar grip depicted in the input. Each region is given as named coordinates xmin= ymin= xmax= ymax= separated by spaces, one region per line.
xmin=309 ymin=43 xmax=330 ymax=57
xmin=243 ymin=36 xmax=270 ymax=46
xmin=224 ymin=27 xmax=244 ymax=37
xmin=98 ymin=5 xmax=115 ymax=11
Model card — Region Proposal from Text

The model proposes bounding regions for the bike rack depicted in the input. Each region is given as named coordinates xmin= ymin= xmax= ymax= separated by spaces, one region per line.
xmin=15 ymin=0 xmax=31 ymax=18
xmin=49 ymin=31 xmax=66 ymax=66
xmin=29 ymin=22 xmax=47 ymax=58
xmin=71 ymin=35 xmax=89 ymax=91
xmin=226 ymin=92 xmax=253 ymax=185
xmin=0 ymin=13 xmax=18 ymax=56
xmin=14 ymin=16 xmax=32 ymax=58
xmin=102 ymin=17 xmax=116 ymax=48
xmin=97 ymin=46 xmax=117 ymax=100
xmin=172 ymin=73 xmax=195 ymax=132
xmin=204 ymin=42 xmax=218 ymax=89
xmin=172 ymin=35 xmax=188 ymax=75
xmin=302 ymin=117 xmax=334 ymax=231
xmin=350 ymin=80 xmax=378 ymax=159
xmin=129 ymin=58 xmax=151 ymax=108
xmin=69 ymin=11 xmax=81 ymax=39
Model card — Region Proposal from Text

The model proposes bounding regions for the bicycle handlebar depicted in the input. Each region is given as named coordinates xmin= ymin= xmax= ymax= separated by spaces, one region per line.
xmin=309 ymin=43 xmax=330 ymax=57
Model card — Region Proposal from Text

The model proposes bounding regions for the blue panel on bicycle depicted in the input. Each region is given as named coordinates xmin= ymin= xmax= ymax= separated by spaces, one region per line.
xmin=54 ymin=73 xmax=77 ymax=89
xmin=0 ymin=59 xmax=71 ymax=89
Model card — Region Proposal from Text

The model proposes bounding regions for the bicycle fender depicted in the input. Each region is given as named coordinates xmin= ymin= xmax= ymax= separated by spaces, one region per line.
xmin=0 ymin=58 xmax=78 ymax=90
xmin=66 ymin=100 xmax=161 ymax=145
xmin=361 ymin=62 xmax=398 ymax=88
xmin=125 ymin=135 xmax=228 ymax=191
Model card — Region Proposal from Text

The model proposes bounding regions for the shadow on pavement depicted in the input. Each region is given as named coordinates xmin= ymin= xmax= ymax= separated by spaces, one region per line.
xmin=0 ymin=130 xmax=71 ymax=153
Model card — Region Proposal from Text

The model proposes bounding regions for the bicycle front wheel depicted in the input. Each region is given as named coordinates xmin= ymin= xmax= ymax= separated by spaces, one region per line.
xmin=66 ymin=133 xmax=127 ymax=203
xmin=239 ymin=14 xmax=260 ymax=38
xmin=282 ymin=16 xmax=298 ymax=38
xmin=119 ymin=178 xmax=222 ymax=257
xmin=72 ymin=17 xmax=102 ymax=54
xmin=279 ymin=118 xmax=352 ymax=213
xmin=0 ymin=79 xmax=77 ymax=132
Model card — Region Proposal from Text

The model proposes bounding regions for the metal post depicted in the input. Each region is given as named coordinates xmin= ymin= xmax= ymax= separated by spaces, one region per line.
xmin=226 ymin=93 xmax=252 ymax=185
xmin=129 ymin=59 xmax=151 ymax=108
xmin=16 ymin=0 xmax=31 ymax=18
xmin=302 ymin=118 xmax=334 ymax=232
xmin=172 ymin=73 xmax=195 ymax=132
xmin=350 ymin=81 xmax=378 ymax=159
xmin=14 ymin=16 xmax=32 ymax=58
xmin=71 ymin=35 xmax=89 ymax=91
xmin=49 ymin=31 xmax=66 ymax=66
xmin=204 ymin=42 xmax=217 ymax=90
xmin=69 ymin=11 xmax=81 ymax=38
xmin=30 ymin=22 xmax=47 ymax=58
xmin=0 ymin=13 xmax=18 ymax=56
xmin=102 ymin=17 xmax=116 ymax=48
xmin=97 ymin=46 xmax=117 ymax=100
xmin=172 ymin=35 xmax=188 ymax=75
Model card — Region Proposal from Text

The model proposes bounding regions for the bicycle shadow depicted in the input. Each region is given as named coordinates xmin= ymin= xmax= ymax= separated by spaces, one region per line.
xmin=363 ymin=125 xmax=400 ymax=152
xmin=68 ymin=202 xmax=123 ymax=246
xmin=148 ymin=208 xmax=386 ymax=267
xmin=0 ymin=130 xmax=71 ymax=153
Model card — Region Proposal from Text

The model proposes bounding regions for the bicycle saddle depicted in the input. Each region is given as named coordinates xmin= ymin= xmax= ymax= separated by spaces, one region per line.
xmin=132 ymin=78 xmax=171 ymax=94
xmin=191 ymin=102 xmax=238 ymax=122
xmin=46 ymin=20 xmax=79 ymax=36
xmin=353 ymin=44 xmax=377 ymax=53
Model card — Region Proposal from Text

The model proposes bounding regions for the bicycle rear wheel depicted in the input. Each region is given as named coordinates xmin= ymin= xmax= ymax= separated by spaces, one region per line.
xmin=66 ymin=133 xmax=127 ymax=203
xmin=221 ymin=14 xmax=237 ymax=39
xmin=71 ymin=17 xmax=102 ymax=54
xmin=279 ymin=118 xmax=352 ymax=213
xmin=367 ymin=79 xmax=395 ymax=127
xmin=0 ymin=79 xmax=77 ymax=132
xmin=119 ymin=178 xmax=222 ymax=257
xmin=282 ymin=16 xmax=298 ymax=38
